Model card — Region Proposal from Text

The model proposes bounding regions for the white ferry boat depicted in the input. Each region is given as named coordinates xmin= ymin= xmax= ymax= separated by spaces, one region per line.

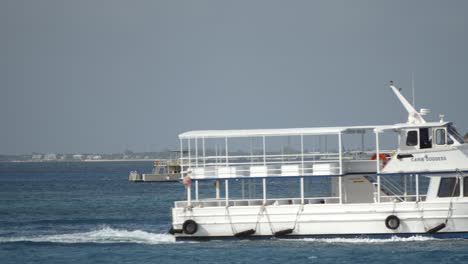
xmin=170 ymin=82 xmax=468 ymax=240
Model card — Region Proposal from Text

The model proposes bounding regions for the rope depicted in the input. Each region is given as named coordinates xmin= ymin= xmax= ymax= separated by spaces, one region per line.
xmin=226 ymin=206 xmax=237 ymax=235
xmin=444 ymin=169 xmax=462 ymax=224
xmin=292 ymin=204 xmax=304 ymax=230
xmin=263 ymin=206 xmax=275 ymax=234
xmin=254 ymin=205 xmax=265 ymax=232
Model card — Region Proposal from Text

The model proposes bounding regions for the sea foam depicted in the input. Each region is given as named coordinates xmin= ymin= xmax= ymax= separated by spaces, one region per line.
xmin=0 ymin=226 xmax=176 ymax=244
xmin=299 ymin=236 xmax=437 ymax=244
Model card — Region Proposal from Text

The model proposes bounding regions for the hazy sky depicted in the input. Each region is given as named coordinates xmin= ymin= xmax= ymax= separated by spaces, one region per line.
xmin=2 ymin=0 xmax=468 ymax=155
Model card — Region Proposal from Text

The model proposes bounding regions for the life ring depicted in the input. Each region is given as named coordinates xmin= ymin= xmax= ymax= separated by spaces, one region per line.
xmin=385 ymin=215 xmax=400 ymax=230
xmin=182 ymin=220 xmax=198 ymax=234
xmin=371 ymin=153 xmax=389 ymax=167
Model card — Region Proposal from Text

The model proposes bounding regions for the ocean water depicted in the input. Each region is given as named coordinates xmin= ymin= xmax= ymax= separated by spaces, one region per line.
xmin=1 ymin=162 xmax=468 ymax=264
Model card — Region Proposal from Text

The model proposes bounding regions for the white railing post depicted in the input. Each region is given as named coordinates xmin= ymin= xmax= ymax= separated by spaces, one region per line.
xmin=338 ymin=132 xmax=343 ymax=204
xmin=195 ymin=180 xmax=199 ymax=201
xmin=187 ymin=183 xmax=191 ymax=206
xmin=202 ymin=137 xmax=206 ymax=167
xmin=180 ymin=138 xmax=183 ymax=173
xmin=300 ymin=134 xmax=305 ymax=204
xmin=403 ymin=175 xmax=407 ymax=201
xmin=416 ymin=174 xmax=419 ymax=201
xmin=262 ymin=178 xmax=267 ymax=205
xmin=225 ymin=137 xmax=229 ymax=167
xmin=242 ymin=179 xmax=245 ymax=199
xmin=375 ymin=130 xmax=381 ymax=203
xmin=195 ymin=138 xmax=198 ymax=167
xmin=338 ymin=132 xmax=343 ymax=175
xmin=339 ymin=177 xmax=343 ymax=204
xmin=188 ymin=138 xmax=191 ymax=169
xmin=225 ymin=179 xmax=229 ymax=206
xmin=262 ymin=136 xmax=266 ymax=166
xmin=300 ymin=177 xmax=305 ymax=204
xmin=301 ymin=134 xmax=304 ymax=175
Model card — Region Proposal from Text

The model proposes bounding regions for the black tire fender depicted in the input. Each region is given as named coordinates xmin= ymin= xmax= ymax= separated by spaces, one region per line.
xmin=385 ymin=215 xmax=400 ymax=230
xmin=182 ymin=220 xmax=198 ymax=235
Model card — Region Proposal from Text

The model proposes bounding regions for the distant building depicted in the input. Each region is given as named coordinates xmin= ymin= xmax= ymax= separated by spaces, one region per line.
xmin=73 ymin=154 xmax=83 ymax=160
xmin=92 ymin=155 xmax=102 ymax=160
xmin=44 ymin=153 xmax=57 ymax=160
xmin=32 ymin=154 xmax=42 ymax=160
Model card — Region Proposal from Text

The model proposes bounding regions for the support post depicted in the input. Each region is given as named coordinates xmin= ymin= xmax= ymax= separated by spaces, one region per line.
xmin=187 ymin=183 xmax=191 ymax=206
xmin=225 ymin=137 xmax=229 ymax=167
xmin=262 ymin=136 xmax=266 ymax=166
xmin=225 ymin=179 xmax=229 ymax=206
xmin=188 ymin=138 xmax=191 ymax=169
xmin=195 ymin=180 xmax=199 ymax=201
xmin=361 ymin=133 xmax=364 ymax=151
xmin=375 ymin=130 xmax=381 ymax=203
xmin=300 ymin=134 xmax=304 ymax=175
xmin=375 ymin=130 xmax=381 ymax=173
xmin=241 ymin=179 xmax=245 ymax=199
xmin=416 ymin=174 xmax=419 ymax=201
xmin=403 ymin=175 xmax=407 ymax=201
xmin=339 ymin=176 xmax=343 ymax=204
xmin=338 ymin=132 xmax=343 ymax=175
xmin=195 ymin=138 xmax=198 ymax=167
xmin=180 ymin=139 xmax=183 ymax=174
xmin=300 ymin=177 xmax=305 ymax=204
xmin=202 ymin=137 xmax=206 ymax=167
xmin=262 ymin=178 xmax=267 ymax=205
xmin=338 ymin=132 xmax=343 ymax=204
xmin=215 ymin=180 xmax=220 ymax=199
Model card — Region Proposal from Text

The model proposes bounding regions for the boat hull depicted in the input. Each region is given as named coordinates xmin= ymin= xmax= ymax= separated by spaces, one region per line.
xmin=171 ymin=201 xmax=468 ymax=240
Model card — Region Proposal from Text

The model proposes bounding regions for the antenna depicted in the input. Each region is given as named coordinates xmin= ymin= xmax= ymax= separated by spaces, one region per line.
xmin=411 ymin=72 xmax=415 ymax=107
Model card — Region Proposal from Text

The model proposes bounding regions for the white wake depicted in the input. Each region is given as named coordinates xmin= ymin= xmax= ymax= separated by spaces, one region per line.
xmin=300 ymin=236 xmax=437 ymax=244
xmin=0 ymin=226 xmax=176 ymax=244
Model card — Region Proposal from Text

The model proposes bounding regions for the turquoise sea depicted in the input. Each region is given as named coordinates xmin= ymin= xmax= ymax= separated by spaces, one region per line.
xmin=1 ymin=162 xmax=468 ymax=264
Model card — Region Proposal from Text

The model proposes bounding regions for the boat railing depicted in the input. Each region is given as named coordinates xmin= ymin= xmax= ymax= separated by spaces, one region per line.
xmin=179 ymin=150 xmax=394 ymax=178
xmin=174 ymin=196 xmax=340 ymax=208
xmin=379 ymin=194 xmax=427 ymax=202
xmin=368 ymin=174 xmax=427 ymax=202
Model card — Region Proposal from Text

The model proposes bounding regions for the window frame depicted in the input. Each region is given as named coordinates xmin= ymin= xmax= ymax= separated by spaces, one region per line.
xmin=434 ymin=128 xmax=447 ymax=146
xmin=437 ymin=177 xmax=460 ymax=198
xmin=406 ymin=130 xmax=419 ymax=147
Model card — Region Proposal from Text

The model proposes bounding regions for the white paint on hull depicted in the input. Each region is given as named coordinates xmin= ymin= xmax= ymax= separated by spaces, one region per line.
xmin=173 ymin=201 xmax=468 ymax=238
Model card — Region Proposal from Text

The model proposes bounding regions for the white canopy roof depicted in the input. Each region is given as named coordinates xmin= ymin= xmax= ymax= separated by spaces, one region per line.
xmin=180 ymin=125 xmax=383 ymax=139
xmin=178 ymin=121 xmax=450 ymax=139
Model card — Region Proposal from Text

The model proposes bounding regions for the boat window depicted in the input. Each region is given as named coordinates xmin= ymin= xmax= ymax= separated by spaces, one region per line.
xmin=448 ymin=125 xmax=464 ymax=144
xmin=419 ymin=128 xmax=432 ymax=149
xmin=438 ymin=177 xmax=460 ymax=197
xmin=406 ymin=131 xmax=418 ymax=146
xmin=465 ymin=178 xmax=468 ymax=197
xmin=435 ymin=129 xmax=446 ymax=145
